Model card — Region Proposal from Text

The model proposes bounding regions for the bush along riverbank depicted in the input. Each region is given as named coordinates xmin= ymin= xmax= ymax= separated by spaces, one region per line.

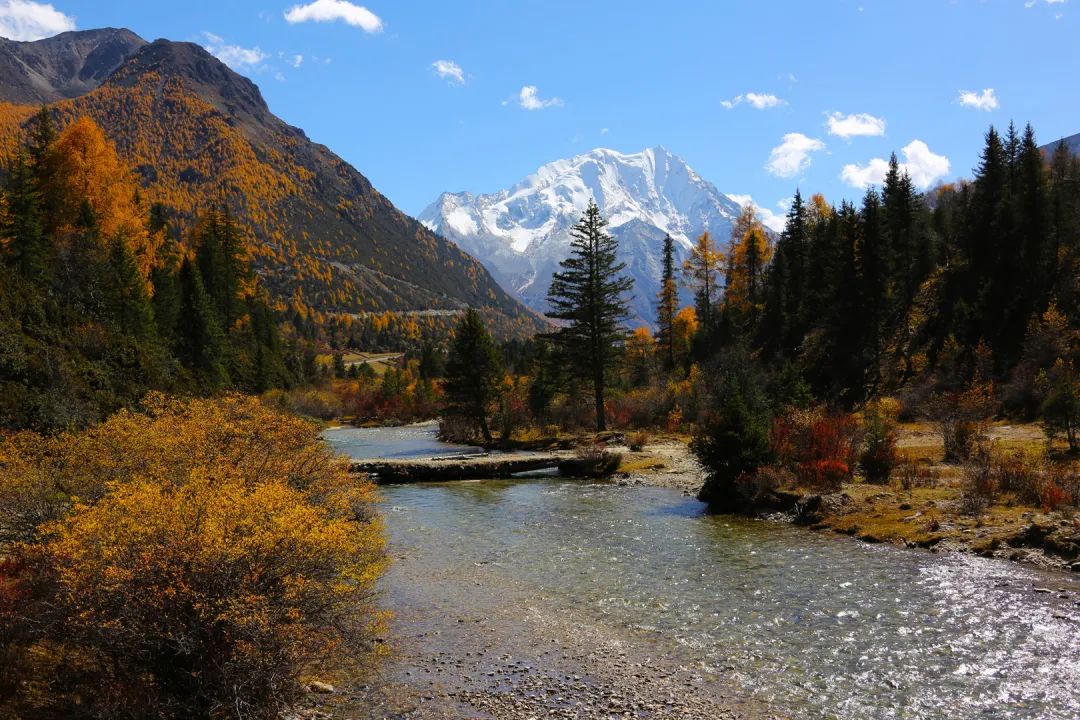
xmin=626 ymin=405 xmax=1080 ymax=572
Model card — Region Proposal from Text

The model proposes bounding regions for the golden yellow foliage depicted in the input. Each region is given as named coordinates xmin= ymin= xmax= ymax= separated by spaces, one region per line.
xmin=626 ymin=325 xmax=656 ymax=361
xmin=683 ymin=232 xmax=723 ymax=324
xmin=724 ymin=205 xmax=772 ymax=314
xmin=0 ymin=394 xmax=386 ymax=718
xmin=48 ymin=116 xmax=157 ymax=276
xmin=672 ymin=306 xmax=699 ymax=362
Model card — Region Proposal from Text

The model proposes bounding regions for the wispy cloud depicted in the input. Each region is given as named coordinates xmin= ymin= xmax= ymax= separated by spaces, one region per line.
xmin=432 ymin=59 xmax=464 ymax=85
xmin=765 ymin=133 xmax=826 ymax=178
xmin=841 ymin=140 xmax=951 ymax=190
xmin=0 ymin=0 xmax=75 ymax=41
xmin=826 ymin=112 xmax=886 ymax=139
xmin=515 ymin=85 xmax=563 ymax=111
xmin=726 ymin=193 xmax=788 ymax=233
xmin=722 ymin=92 xmax=785 ymax=110
xmin=201 ymin=32 xmax=268 ymax=71
xmin=958 ymin=88 xmax=999 ymax=111
xmin=284 ymin=0 xmax=383 ymax=32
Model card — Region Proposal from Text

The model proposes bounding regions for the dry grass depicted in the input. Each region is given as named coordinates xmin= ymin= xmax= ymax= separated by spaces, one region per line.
xmin=618 ymin=453 xmax=669 ymax=474
xmin=818 ymin=472 xmax=1044 ymax=550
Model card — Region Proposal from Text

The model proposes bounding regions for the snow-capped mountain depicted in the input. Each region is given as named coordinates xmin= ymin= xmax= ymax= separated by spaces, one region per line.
xmin=419 ymin=146 xmax=747 ymax=326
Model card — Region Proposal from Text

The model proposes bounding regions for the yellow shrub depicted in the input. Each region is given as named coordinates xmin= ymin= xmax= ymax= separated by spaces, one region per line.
xmin=0 ymin=394 xmax=386 ymax=718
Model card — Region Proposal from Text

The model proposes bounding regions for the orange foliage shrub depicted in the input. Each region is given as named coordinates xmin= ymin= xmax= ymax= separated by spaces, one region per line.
xmin=0 ymin=394 xmax=386 ymax=718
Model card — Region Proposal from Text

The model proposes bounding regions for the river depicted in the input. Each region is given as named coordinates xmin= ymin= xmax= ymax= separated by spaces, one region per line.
xmin=325 ymin=424 xmax=1080 ymax=719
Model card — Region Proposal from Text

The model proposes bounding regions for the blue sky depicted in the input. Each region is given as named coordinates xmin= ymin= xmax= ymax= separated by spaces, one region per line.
xmin=3 ymin=0 xmax=1078 ymax=229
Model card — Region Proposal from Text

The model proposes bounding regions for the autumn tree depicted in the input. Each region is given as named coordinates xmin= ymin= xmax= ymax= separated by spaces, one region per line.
xmin=683 ymin=231 xmax=723 ymax=331
xmin=723 ymin=205 xmax=772 ymax=319
xmin=626 ymin=326 xmax=656 ymax=387
xmin=443 ymin=308 xmax=504 ymax=442
xmin=672 ymin=306 xmax=699 ymax=367
xmin=47 ymin=116 xmax=155 ymax=276
xmin=546 ymin=200 xmax=633 ymax=431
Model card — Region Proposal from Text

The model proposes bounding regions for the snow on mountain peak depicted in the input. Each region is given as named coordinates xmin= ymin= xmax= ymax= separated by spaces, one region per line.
xmin=419 ymin=146 xmax=747 ymax=325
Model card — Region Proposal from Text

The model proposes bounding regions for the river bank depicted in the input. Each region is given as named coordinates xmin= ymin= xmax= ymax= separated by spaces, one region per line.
xmin=619 ymin=431 xmax=1080 ymax=573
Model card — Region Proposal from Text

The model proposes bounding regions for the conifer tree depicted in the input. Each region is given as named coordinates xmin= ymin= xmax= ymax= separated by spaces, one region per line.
xmin=443 ymin=308 xmax=504 ymax=442
xmin=106 ymin=235 xmax=154 ymax=339
xmin=655 ymin=234 xmax=679 ymax=371
xmin=177 ymin=256 xmax=226 ymax=387
xmin=546 ymin=200 xmax=633 ymax=431
xmin=151 ymin=236 xmax=183 ymax=347
xmin=1 ymin=150 xmax=47 ymax=282
xmin=761 ymin=191 xmax=808 ymax=356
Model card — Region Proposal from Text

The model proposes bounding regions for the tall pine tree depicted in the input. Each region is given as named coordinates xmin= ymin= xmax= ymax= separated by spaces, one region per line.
xmin=655 ymin=234 xmax=679 ymax=371
xmin=546 ymin=200 xmax=633 ymax=431
xmin=443 ymin=308 xmax=504 ymax=442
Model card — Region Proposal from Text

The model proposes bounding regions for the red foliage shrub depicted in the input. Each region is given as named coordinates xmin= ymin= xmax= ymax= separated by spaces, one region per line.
xmin=803 ymin=459 xmax=851 ymax=492
xmin=770 ymin=408 xmax=858 ymax=491
xmin=1040 ymin=480 xmax=1071 ymax=512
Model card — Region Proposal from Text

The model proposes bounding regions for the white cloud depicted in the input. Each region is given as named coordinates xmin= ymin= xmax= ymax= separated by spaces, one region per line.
xmin=432 ymin=59 xmax=464 ymax=85
xmin=958 ymin=88 xmax=999 ymax=111
xmin=841 ymin=139 xmax=951 ymax=190
xmin=726 ymin=193 xmax=788 ymax=233
xmin=1025 ymin=0 xmax=1065 ymax=7
xmin=722 ymin=92 xmax=785 ymax=110
xmin=292 ymin=54 xmax=303 ymax=68
xmin=284 ymin=0 xmax=383 ymax=32
xmin=826 ymin=111 xmax=886 ymax=138
xmin=201 ymin=32 xmax=268 ymax=71
xmin=600 ymin=127 xmax=609 ymax=135
xmin=517 ymin=85 xmax=563 ymax=111
xmin=765 ymin=133 xmax=826 ymax=178
xmin=0 ymin=0 xmax=75 ymax=41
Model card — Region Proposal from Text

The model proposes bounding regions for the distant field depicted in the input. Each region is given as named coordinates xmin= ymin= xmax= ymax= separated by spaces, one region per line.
xmin=317 ymin=352 xmax=404 ymax=377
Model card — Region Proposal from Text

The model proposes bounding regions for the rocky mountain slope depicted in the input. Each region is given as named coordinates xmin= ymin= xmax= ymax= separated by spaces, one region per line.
xmin=1042 ymin=132 xmax=1080 ymax=156
xmin=0 ymin=29 xmax=541 ymax=337
xmin=419 ymin=147 xmax=747 ymax=326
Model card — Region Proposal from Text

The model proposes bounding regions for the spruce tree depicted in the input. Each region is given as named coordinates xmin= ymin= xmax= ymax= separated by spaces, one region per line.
xmin=1 ymin=150 xmax=47 ymax=282
xmin=656 ymin=234 xmax=679 ymax=371
xmin=151 ymin=238 xmax=183 ymax=347
xmin=176 ymin=256 xmax=226 ymax=387
xmin=106 ymin=236 xmax=154 ymax=339
xmin=443 ymin=308 xmax=503 ymax=442
xmin=546 ymin=200 xmax=633 ymax=431
xmin=760 ymin=191 xmax=808 ymax=357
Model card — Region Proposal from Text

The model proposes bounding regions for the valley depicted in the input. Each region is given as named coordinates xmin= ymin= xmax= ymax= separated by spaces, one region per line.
xmin=2 ymin=4 xmax=1080 ymax=720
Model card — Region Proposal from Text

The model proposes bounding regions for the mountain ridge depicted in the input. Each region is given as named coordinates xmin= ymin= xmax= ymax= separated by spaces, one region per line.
xmin=420 ymin=146 xmax=747 ymax=326
xmin=0 ymin=28 xmax=543 ymax=338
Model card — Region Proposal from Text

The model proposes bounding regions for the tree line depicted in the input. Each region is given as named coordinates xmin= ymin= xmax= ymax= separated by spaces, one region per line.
xmin=440 ymin=123 xmax=1080 ymax=509
xmin=0 ymin=110 xmax=308 ymax=430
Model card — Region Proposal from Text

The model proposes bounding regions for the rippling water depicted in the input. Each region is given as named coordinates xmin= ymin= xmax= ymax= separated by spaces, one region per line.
xmin=328 ymin=428 xmax=1080 ymax=719
xmin=323 ymin=422 xmax=474 ymax=460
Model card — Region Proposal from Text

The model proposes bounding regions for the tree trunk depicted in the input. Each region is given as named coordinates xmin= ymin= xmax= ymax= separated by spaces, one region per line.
xmin=594 ymin=366 xmax=606 ymax=432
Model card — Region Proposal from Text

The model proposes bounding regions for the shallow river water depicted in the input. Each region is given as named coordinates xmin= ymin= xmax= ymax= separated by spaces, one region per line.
xmin=327 ymin=426 xmax=1080 ymax=719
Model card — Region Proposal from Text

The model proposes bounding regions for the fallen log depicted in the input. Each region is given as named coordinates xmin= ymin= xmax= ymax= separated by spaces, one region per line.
xmin=351 ymin=453 xmax=565 ymax=484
